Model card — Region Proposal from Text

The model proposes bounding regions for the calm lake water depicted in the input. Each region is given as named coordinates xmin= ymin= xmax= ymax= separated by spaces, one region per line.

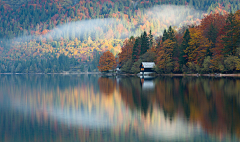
xmin=0 ymin=75 xmax=240 ymax=142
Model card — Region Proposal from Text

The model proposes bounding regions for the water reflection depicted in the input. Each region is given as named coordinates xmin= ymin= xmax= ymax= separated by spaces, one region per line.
xmin=0 ymin=75 xmax=240 ymax=142
xmin=140 ymin=76 xmax=156 ymax=94
xmin=98 ymin=77 xmax=116 ymax=95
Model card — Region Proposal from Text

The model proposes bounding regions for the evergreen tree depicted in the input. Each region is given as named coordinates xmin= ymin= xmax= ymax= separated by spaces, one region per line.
xmin=88 ymin=66 xmax=91 ymax=72
xmin=207 ymin=23 xmax=218 ymax=56
xmin=222 ymin=12 xmax=237 ymax=56
xmin=162 ymin=29 xmax=168 ymax=42
xmin=167 ymin=26 xmax=175 ymax=41
xmin=149 ymin=30 xmax=153 ymax=48
xmin=132 ymin=38 xmax=141 ymax=62
xmin=140 ymin=31 xmax=149 ymax=55
xmin=179 ymin=29 xmax=191 ymax=66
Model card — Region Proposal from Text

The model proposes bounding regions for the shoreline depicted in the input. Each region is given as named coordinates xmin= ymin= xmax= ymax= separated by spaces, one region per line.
xmin=159 ymin=73 xmax=240 ymax=77
xmin=0 ymin=72 xmax=102 ymax=75
xmin=0 ymin=73 xmax=240 ymax=77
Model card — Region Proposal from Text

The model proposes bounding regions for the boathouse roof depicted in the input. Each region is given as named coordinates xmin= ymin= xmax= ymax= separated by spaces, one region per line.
xmin=141 ymin=62 xmax=156 ymax=68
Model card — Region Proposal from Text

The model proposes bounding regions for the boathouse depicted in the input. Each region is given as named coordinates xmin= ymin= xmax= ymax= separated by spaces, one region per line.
xmin=139 ymin=62 xmax=156 ymax=75
xmin=116 ymin=64 xmax=121 ymax=71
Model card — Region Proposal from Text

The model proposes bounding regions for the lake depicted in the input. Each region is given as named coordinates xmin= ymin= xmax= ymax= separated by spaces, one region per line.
xmin=0 ymin=75 xmax=240 ymax=142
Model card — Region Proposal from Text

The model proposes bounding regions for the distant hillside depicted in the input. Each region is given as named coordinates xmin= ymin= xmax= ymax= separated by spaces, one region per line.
xmin=0 ymin=0 xmax=239 ymax=73
xmin=1 ymin=0 xmax=74 ymax=8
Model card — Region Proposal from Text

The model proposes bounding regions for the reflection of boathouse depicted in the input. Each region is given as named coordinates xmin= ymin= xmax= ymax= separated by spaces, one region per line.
xmin=139 ymin=62 xmax=156 ymax=75
xmin=140 ymin=76 xmax=156 ymax=94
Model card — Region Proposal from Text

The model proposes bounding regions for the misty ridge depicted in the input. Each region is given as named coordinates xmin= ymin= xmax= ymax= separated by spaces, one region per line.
xmin=9 ymin=5 xmax=205 ymax=46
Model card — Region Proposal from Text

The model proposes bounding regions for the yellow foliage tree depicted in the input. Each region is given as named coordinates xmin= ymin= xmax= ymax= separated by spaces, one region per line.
xmin=156 ymin=39 xmax=176 ymax=72
xmin=184 ymin=28 xmax=211 ymax=66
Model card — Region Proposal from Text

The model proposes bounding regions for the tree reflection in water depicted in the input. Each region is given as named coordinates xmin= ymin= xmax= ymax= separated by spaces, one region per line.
xmin=0 ymin=75 xmax=239 ymax=142
xmin=98 ymin=77 xmax=116 ymax=96
xmin=118 ymin=76 xmax=240 ymax=141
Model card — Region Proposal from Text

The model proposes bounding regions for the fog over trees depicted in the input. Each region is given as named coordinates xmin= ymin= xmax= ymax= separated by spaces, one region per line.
xmin=0 ymin=0 xmax=240 ymax=73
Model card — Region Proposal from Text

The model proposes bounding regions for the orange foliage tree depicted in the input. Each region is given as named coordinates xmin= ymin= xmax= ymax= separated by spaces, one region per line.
xmin=200 ymin=13 xmax=227 ymax=40
xmin=118 ymin=38 xmax=135 ymax=66
xmin=98 ymin=51 xmax=116 ymax=72
xmin=198 ymin=13 xmax=228 ymax=71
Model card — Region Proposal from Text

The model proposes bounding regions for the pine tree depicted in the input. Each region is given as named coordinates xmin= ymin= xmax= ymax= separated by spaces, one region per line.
xmin=222 ymin=12 xmax=237 ymax=56
xmin=140 ymin=31 xmax=149 ymax=55
xmin=149 ymin=30 xmax=153 ymax=48
xmin=132 ymin=38 xmax=141 ymax=62
xmin=179 ymin=29 xmax=190 ymax=66
xmin=167 ymin=26 xmax=175 ymax=41
xmin=162 ymin=29 xmax=168 ymax=42
xmin=207 ymin=23 xmax=218 ymax=56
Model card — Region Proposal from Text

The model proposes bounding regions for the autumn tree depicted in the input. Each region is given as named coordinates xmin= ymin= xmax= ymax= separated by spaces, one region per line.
xmin=184 ymin=27 xmax=211 ymax=67
xmin=156 ymin=39 xmax=176 ymax=73
xmin=221 ymin=12 xmax=240 ymax=56
xmin=210 ymin=31 xmax=226 ymax=72
xmin=98 ymin=51 xmax=116 ymax=72
xmin=209 ymin=10 xmax=240 ymax=72
xmin=224 ymin=56 xmax=240 ymax=72
xmin=200 ymin=13 xmax=227 ymax=44
xmin=118 ymin=37 xmax=135 ymax=67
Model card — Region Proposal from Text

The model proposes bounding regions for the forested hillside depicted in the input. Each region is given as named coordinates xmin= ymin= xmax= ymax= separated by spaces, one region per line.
xmin=0 ymin=0 xmax=239 ymax=73
xmin=118 ymin=11 xmax=240 ymax=74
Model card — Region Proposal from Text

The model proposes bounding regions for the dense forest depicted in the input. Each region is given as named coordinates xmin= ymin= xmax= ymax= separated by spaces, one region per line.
xmin=118 ymin=11 xmax=240 ymax=73
xmin=0 ymin=0 xmax=240 ymax=73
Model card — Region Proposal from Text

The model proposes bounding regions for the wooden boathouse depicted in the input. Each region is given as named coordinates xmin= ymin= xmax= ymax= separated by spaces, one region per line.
xmin=139 ymin=62 xmax=156 ymax=75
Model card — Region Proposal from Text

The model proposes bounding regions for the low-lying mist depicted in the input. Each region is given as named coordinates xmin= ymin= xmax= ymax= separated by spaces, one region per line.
xmin=146 ymin=5 xmax=204 ymax=28
xmin=6 ymin=5 xmax=205 ymax=47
